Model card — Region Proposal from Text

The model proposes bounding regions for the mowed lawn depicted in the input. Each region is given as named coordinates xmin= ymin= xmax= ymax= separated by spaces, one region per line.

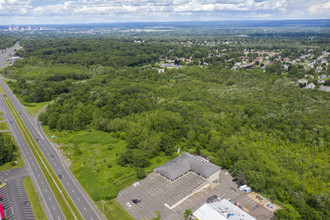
xmin=42 ymin=127 xmax=177 ymax=219
xmin=0 ymin=121 xmax=8 ymax=130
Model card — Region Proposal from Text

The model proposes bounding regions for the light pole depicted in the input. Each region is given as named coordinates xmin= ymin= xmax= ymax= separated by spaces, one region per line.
xmin=101 ymin=200 xmax=105 ymax=214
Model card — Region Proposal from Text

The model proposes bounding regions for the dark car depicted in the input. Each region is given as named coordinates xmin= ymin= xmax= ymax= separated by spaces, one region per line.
xmin=36 ymin=138 xmax=39 ymax=141
xmin=132 ymin=198 xmax=141 ymax=204
xmin=232 ymin=178 xmax=238 ymax=182
xmin=50 ymin=154 xmax=54 ymax=158
xmin=58 ymin=174 xmax=63 ymax=179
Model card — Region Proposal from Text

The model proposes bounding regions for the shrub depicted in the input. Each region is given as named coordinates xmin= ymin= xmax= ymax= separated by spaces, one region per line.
xmin=136 ymin=168 xmax=146 ymax=179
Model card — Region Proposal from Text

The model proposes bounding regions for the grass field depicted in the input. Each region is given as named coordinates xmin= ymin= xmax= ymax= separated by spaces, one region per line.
xmin=0 ymin=111 xmax=3 ymax=116
xmin=95 ymin=199 xmax=133 ymax=220
xmin=0 ymin=121 xmax=8 ymax=130
xmin=42 ymin=126 xmax=177 ymax=219
xmin=23 ymin=101 xmax=51 ymax=117
xmin=23 ymin=177 xmax=47 ymax=220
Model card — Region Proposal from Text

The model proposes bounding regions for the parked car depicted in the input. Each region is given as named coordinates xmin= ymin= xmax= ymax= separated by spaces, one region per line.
xmin=132 ymin=198 xmax=141 ymax=204
xmin=126 ymin=202 xmax=132 ymax=207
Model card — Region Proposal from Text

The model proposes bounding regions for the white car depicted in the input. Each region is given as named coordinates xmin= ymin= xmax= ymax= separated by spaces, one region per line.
xmin=126 ymin=202 xmax=132 ymax=208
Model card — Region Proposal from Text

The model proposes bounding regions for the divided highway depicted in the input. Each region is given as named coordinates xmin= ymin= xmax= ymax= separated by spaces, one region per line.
xmin=0 ymin=81 xmax=65 ymax=220
xmin=0 ymin=43 xmax=104 ymax=220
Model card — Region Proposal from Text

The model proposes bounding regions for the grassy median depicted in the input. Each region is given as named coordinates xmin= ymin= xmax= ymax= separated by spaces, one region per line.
xmin=0 ymin=84 xmax=83 ymax=220
xmin=23 ymin=177 xmax=47 ymax=220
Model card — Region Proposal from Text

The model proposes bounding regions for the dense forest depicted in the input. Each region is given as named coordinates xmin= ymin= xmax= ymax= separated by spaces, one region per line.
xmin=1 ymin=34 xmax=329 ymax=219
xmin=0 ymin=34 xmax=18 ymax=50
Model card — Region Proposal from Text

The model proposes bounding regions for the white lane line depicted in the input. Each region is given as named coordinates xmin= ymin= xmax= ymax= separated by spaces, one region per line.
xmin=84 ymin=207 xmax=86 ymax=211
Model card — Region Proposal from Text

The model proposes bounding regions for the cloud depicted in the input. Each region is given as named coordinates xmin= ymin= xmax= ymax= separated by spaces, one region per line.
xmin=0 ymin=0 xmax=329 ymax=24
xmin=308 ymin=1 xmax=330 ymax=15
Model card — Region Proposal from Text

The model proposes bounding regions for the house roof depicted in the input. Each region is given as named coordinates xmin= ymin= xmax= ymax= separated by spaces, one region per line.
xmin=154 ymin=152 xmax=221 ymax=181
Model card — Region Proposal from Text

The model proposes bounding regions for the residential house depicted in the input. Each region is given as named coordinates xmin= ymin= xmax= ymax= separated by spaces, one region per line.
xmin=318 ymin=86 xmax=330 ymax=92
xmin=305 ymin=83 xmax=315 ymax=89
xmin=298 ymin=79 xmax=308 ymax=84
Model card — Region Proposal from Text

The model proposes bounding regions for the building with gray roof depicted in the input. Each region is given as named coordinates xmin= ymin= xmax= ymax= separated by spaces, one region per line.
xmin=154 ymin=152 xmax=221 ymax=183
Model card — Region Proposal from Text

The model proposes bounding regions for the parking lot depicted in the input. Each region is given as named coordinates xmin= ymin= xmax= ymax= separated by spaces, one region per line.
xmin=117 ymin=170 xmax=274 ymax=220
xmin=0 ymin=168 xmax=35 ymax=220
xmin=116 ymin=172 xmax=208 ymax=220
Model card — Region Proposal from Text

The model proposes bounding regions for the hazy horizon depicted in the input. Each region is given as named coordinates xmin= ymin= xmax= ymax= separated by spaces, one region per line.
xmin=1 ymin=0 xmax=329 ymax=25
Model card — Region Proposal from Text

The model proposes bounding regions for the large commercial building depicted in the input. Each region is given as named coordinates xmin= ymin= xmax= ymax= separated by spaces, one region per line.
xmin=154 ymin=152 xmax=221 ymax=185
xmin=194 ymin=199 xmax=256 ymax=220
xmin=116 ymin=153 xmax=222 ymax=219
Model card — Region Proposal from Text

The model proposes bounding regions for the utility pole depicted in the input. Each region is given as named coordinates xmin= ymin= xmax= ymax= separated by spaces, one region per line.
xmin=101 ymin=200 xmax=105 ymax=214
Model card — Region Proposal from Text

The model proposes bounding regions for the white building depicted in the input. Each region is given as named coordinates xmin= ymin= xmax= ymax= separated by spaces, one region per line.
xmin=194 ymin=199 xmax=256 ymax=220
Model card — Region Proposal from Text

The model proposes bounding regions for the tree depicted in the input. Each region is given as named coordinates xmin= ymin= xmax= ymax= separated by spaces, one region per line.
xmin=184 ymin=209 xmax=192 ymax=219
xmin=135 ymin=168 xmax=146 ymax=179
xmin=248 ymin=171 xmax=266 ymax=192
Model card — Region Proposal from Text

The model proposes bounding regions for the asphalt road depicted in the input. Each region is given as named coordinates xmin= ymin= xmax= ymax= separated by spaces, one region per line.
xmin=0 ymin=167 xmax=35 ymax=220
xmin=0 ymin=83 xmax=65 ymax=220
xmin=0 ymin=43 xmax=104 ymax=220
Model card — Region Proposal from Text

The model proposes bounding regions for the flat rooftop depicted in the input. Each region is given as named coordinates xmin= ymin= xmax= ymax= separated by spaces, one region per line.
xmin=194 ymin=199 xmax=256 ymax=220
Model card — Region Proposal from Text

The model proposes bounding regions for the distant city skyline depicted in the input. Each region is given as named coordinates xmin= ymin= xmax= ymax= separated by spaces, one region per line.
xmin=0 ymin=0 xmax=329 ymax=25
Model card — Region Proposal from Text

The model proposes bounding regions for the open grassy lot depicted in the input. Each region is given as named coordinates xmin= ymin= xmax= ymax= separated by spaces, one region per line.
xmin=0 ymin=111 xmax=3 ymax=116
xmin=23 ymin=101 xmax=50 ymax=117
xmin=42 ymin=126 xmax=177 ymax=218
xmin=0 ymin=121 xmax=8 ymax=130
xmin=23 ymin=177 xmax=47 ymax=220
xmin=95 ymin=199 xmax=133 ymax=220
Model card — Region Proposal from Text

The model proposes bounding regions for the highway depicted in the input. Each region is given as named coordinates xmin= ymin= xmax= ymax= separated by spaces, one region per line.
xmin=0 ymin=42 xmax=65 ymax=220
xmin=0 ymin=43 xmax=104 ymax=220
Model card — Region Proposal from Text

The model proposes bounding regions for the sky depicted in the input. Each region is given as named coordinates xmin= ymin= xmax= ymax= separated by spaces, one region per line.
xmin=0 ymin=0 xmax=329 ymax=25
